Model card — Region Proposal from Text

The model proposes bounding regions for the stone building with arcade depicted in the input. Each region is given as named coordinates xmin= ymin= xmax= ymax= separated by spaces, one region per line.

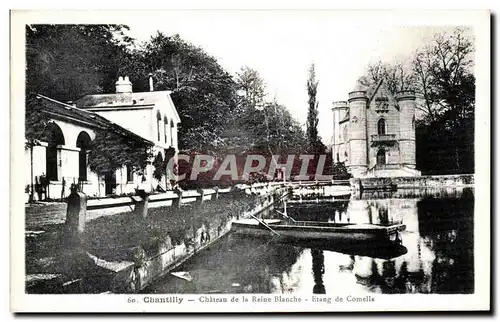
xmin=25 ymin=76 xmax=181 ymax=200
xmin=331 ymin=79 xmax=421 ymax=178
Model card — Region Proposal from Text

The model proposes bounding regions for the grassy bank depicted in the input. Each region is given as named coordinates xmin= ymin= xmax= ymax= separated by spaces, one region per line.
xmin=83 ymin=193 xmax=260 ymax=262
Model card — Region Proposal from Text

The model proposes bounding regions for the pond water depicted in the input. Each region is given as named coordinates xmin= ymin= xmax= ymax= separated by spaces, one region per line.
xmin=144 ymin=188 xmax=474 ymax=295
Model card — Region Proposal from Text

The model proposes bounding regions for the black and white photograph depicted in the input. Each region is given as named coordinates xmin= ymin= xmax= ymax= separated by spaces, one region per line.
xmin=9 ymin=9 xmax=490 ymax=313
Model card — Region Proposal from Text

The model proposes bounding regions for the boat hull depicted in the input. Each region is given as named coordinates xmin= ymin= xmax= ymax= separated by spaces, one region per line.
xmin=231 ymin=219 xmax=405 ymax=243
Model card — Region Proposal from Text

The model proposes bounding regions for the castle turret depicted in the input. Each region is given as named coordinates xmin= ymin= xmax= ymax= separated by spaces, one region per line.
xmin=396 ymin=90 xmax=416 ymax=169
xmin=332 ymin=101 xmax=348 ymax=163
xmin=348 ymin=89 xmax=368 ymax=177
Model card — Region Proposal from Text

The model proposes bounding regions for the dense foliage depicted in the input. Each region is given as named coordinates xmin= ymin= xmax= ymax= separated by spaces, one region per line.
xmin=26 ymin=24 xmax=133 ymax=101
xmin=87 ymin=130 xmax=153 ymax=175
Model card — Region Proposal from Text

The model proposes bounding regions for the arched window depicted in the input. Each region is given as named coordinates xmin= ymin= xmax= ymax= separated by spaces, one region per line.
xmin=164 ymin=116 xmax=168 ymax=144
xmin=43 ymin=123 xmax=65 ymax=181
xmin=377 ymin=148 xmax=386 ymax=165
xmin=412 ymin=116 xmax=415 ymax=130
xmin=170 ymin=120 xmax=175 ymax=147
xmin=377 ymin=118 xmax=386 ymax=135
xmin=76 ymin=131 xmax=91 ymax=182
xmin=156 ymin=110 xmax=162 ymax=142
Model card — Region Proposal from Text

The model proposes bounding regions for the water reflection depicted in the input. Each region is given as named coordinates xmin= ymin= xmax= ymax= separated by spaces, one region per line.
xmin=311 ymin=249 xmax=325 ymax=294
xmin=146 ymin=188 xmax=474 ymax=295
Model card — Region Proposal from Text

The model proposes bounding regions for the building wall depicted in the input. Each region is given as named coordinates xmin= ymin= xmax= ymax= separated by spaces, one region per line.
xmin=92 ymin=108 xmax=153 ymax=142
xmin=25 ymin=117 xmax=173 ymax=201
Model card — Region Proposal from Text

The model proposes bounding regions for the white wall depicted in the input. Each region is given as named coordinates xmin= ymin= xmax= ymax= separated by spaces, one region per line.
xmin=93 ymin=108 xmax=153 ymax=142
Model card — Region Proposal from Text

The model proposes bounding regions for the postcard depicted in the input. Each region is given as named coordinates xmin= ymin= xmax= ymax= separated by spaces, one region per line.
xmin=10 ymin=9 xmax=490 ymax=313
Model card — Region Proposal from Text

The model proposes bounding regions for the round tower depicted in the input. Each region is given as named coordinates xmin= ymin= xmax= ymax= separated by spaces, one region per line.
xmin=396 ymin=90 xmax=416 ymax=169
xmin=332 ymin=101 xmax=348 ymax=163
xmin=348 ymin=90 xmax=368 ymax=177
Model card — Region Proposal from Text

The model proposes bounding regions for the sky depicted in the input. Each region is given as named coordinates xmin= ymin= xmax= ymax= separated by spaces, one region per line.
xmin=122 ymin=10 xmax=468 ymax=144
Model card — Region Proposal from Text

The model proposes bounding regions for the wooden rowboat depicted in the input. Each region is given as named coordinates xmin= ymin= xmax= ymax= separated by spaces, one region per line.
xmin=231 ymin=218 xmax=405 ymax=243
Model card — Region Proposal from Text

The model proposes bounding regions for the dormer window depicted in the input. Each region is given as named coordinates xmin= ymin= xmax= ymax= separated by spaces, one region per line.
xmin=375 ymin=97 xmax=389 ymax=112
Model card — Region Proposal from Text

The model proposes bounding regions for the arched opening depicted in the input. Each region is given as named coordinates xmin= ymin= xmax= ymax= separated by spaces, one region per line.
xmin=164 ymin=116 xmax=169 ymax=144
xmin=156 ymin=110 xmax=162 ymax=142
xmin=377 ymin=118 xmax=386 ymax=135
xmin=76 ymin=131 xmax=92 ymax=182
xmin=377 ymin=148 xmax=386 ymax=166
xmin=412 ymin=116 xmax=415 ymax=130
xmin=170 ymin=120 xmax=174 ymax=147
xmin=43 ymin=123 xmax=65 ymax=181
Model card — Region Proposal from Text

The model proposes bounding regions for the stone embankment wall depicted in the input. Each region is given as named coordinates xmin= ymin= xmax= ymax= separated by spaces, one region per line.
xmin=111 ymin=184 xmax=289 ymax=293
xmin=58 ymin=182 xmax=290 ymax=294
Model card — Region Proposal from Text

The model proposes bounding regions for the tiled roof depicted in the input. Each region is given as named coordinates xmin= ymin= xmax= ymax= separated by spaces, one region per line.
xmin=37 ymin=94 xmax=153 ymax=144
xmin=75 ymin=91 xmax=172 ymax=108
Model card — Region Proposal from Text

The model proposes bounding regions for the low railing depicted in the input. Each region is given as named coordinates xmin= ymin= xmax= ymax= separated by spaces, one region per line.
xmin=85 ymin=181 xmax=290 ymax=213
xmin=371 ymin=134 xmax=397 ymax=142
xmin=372 ymin=163 xmax=401 ymax=170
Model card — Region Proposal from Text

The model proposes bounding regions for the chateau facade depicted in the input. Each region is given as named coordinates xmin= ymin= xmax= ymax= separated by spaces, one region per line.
xmin=331 ymin=79 xmax=421 ymax=178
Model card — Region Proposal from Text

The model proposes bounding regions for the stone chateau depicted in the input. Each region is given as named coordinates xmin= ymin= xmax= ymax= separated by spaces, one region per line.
xmin=331 ymin=79 xmax=421 ymax=178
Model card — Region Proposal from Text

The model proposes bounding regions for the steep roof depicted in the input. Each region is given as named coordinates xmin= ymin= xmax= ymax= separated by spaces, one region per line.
xmin=36 ymin=94 xmax=154 ymax=144
xmin=367 ymin=79 xmax=384 ymax=104
xmin=367 ymin=79 xmax=400 ymax=110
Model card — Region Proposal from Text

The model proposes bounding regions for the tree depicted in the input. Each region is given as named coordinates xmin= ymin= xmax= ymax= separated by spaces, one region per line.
xmin=87 ymin=129 xmax=154 ymax=177
xmin=412 ymin=28 xmax=475 ymax=124
xmin=306 ymin=64 xmax=321 ymax=152
xmin=236 ymin=66 xmax=266 ymax=109
xmin=126 ymin=32 xmax=239 ymax=155
xmin=26 ymin=24 xmax=133 ymax=101
xmin=230 ymin=66 xmax=308 ymax=155
xmin=413 ymin=28 xmax=475 ymax=174
xmin=357 ymin=60 xmax=415 ymax=97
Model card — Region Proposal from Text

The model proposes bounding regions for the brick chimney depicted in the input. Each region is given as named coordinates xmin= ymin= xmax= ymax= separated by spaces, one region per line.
xmin=115 ymin=76 xmax=133 ymax=94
